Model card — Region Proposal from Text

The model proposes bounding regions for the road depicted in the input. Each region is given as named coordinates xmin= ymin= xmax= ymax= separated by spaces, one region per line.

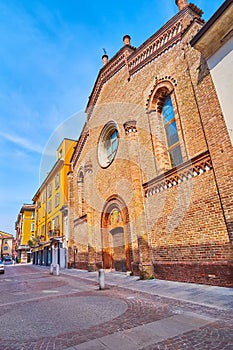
xmin=0 ymin=264 xmax=232 ymax=349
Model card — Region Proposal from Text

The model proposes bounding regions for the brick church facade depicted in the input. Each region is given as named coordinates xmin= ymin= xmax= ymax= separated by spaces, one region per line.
xmin=68 ymin=0 xmax=233 ymax=286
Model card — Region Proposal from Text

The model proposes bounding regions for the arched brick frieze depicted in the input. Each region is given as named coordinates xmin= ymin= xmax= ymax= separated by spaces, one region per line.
xmin=146 ymin=77 xmax=176 ymax=112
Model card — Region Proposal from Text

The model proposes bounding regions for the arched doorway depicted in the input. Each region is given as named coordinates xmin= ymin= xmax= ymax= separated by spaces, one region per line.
xmin=101 ymin=197 xmax=131 ymax=272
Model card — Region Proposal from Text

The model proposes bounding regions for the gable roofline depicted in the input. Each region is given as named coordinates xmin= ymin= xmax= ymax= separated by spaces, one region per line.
xmin=85 ymin=3 xmax=203 ymax=121
xmin=20 ymin=204 xmax=35 ymax=213
xmin=128 ymin=2 xmax=202 ymax=62
xmin=85 ymin=44 xmax=136 ymax=117
xmin=0 ymin=231 xmax=14 ymax=239
xmin=32 ymin=158 xmax=64 ymax=202
xmin=70 ymin=122 xmax=89 ymax=168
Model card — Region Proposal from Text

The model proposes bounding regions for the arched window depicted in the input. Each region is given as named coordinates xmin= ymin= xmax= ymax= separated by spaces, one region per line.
xmin=147 ymin=80 xmax=183 ymax=171
xmin=77 ymin=170 xmax=85 ymax=217
xmin=162 ymin=95 xmax=182 ymax=167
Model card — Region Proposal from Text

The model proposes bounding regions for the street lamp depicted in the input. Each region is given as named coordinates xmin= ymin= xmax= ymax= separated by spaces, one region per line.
xmin=74 ymin=245 xmax=77 ymax=268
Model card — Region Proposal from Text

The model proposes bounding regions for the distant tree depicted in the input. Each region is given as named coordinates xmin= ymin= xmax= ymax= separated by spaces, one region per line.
xmin=28 ymin=238 xmax=36 ymax=247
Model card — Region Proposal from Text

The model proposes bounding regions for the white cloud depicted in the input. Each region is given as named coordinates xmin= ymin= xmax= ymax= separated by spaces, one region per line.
xmin=0 ymin=131 xmax=43 ymax=154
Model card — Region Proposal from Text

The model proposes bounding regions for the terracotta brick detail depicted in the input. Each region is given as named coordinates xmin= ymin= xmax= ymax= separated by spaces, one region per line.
xmin=176 ymin=0 xmax=188 ymax=12
xmin=68 ymin=3 xmax=233 ymax=286
xmin=154 ymin=261 xmax=233 ymax=287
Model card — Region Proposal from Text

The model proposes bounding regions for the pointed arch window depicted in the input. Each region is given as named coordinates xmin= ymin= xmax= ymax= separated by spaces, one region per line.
xmin=162 ymin=95 xmax=182 ymax=167
xmin=77 ymin=170 xmax=85 ymax=217
xmin=147 ymin=80 xmax=184 ymax=171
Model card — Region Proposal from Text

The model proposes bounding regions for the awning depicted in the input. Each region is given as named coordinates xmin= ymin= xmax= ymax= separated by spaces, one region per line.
xmin=41 ymin=242 xmax=51 ymax=248
xmin=32 ymin=247 xmax=39 ymax=252
xmin=33 ymin=242 xmax=51 ymax=251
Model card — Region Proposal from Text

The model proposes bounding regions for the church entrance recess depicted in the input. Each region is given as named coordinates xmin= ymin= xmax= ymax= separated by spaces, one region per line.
xmin=101 ymin=197 xmax=131 ymax=272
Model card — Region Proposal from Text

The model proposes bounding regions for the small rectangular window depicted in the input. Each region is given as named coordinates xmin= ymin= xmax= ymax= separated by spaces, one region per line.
xmin=54 ymin=192 xmax=60 ymax=207
xmin=48 ymin=200 xmax=52 ymax=213
xmin=48 ymin=183 xmax=52 ymax=198
xmin=55 ymin=172 xmax=60 ymax=189
xmin=42 ymin=190 xmax=46 ymax=203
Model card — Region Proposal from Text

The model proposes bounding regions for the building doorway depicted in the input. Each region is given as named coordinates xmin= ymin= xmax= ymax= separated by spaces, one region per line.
xmin=102 ymin=197 xmax=131 ymax=272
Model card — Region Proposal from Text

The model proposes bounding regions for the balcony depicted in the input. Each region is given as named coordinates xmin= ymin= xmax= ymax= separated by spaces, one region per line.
xmin=48 ymin=229 xmax=61 ymax=238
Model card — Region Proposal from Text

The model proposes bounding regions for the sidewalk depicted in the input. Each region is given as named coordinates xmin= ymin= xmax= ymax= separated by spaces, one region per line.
xmin=60 ymin=268 xmax=233 ymax=310
xmin=30 ymin=265 xmax=233 ymax=350
xmin=59 ymin=268 xmax=233 ymax=350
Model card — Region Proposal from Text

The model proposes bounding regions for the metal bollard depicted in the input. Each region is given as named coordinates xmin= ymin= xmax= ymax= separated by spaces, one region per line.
xmin=98 ymin=268 xmax=105 ymax=290
xmin=50 ymin=263 xmax=53 ymax=275
xmin=56 ymin=264 xmax=60 ymax=276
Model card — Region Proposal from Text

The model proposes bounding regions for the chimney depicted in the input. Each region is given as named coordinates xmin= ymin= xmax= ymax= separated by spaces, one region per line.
xmin=102 ymin=54 xmax=108 ymax=66
xmin=123 ymin=35 xmax=131 ymax=46
xmin=175 ymin=0 xmax=188 ymax=11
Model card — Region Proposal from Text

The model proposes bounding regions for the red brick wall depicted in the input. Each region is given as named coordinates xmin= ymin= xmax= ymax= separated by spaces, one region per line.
xmin=154 ymin=261 xmax=233 ymax=287
xmin=68 ymin=12 xmax=233 ymax=286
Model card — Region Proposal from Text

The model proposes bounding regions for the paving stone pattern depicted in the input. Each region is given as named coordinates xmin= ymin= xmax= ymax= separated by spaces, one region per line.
xmin=0 ymin=265 xmax=232 ymax=350
xmin=142 ymin=322 xmax=233 ymax=350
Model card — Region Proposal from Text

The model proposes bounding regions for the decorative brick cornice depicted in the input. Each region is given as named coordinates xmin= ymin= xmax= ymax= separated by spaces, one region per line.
xmin=143 ymin=151 xmax=212 ymax=197
xmin=85 ymin=4 xmax=204 ymax=120
xmin=71 ymin=123 xmax=89 ymax=168
xmin=128 ymin=28 xmax=182 ymax=76
xmin=101 ymin=46 xmax=135 ymax=84
xmin=84 ymin=160 xmax=93 ymax=174
xmin=86 ymin=46 xmax=135 ymax=118
xmin=146 ymin=77 xmax=177 ymax=112
xmin=189 ymin=3 xmax=203 ymax=17
xmin=128 ymin=5 xmax=203 ymax=77
xmin=123 ymin=120 xmax=137 ymax=135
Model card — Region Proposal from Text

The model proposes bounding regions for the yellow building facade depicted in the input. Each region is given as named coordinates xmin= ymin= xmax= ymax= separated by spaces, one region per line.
xmin=15 ymin=204 xmax=35 ymax=263
xmin=0 ymin=231 xmax=13 ymax=259
xmin=32 ymin=138 xmax=77 ymax=267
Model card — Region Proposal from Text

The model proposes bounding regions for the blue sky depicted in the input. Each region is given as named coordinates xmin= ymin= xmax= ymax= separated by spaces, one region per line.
xmin=0 ymin=0 xmax=224 ymax=235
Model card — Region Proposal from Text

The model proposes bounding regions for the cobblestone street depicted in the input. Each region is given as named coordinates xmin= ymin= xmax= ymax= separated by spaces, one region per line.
xmin=0 ymin=264 xmax=232 ymax=350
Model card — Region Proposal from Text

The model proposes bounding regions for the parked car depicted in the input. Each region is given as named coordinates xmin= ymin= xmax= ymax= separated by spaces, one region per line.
xmin=4 ymin=256 xmax=11 ymax=262
xmin=0 ymin=260 xmax=4 ymax=274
